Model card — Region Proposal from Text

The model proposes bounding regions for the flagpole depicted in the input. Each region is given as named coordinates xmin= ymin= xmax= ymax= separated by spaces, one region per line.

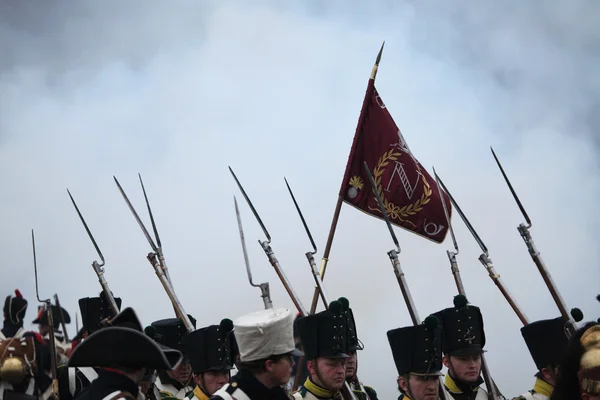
xmin=308 ymin=41 xmax=385 ymax=315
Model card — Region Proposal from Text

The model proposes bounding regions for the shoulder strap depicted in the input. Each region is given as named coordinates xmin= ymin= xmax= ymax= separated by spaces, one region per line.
xmin=292 ymin=393 xmax=303 ymax=400
xmin=79 ymin=367 xmax=99 ymax=382
xmin=68 ymin=367 xmax=77 ymax=396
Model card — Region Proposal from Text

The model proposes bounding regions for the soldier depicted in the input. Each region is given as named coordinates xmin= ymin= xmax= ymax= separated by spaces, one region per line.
xmin=182 ymin=318 xmax=236 ymax=399
xmin=32 ymin=304 xmax=71 ymax=364
xmin=2 ymin=289 xmax=28 ymax=338
xmin=145 ymin=316 xmax=197 ymax=399
xmin=578 ymin=323 xmax=600 ymax=400
xmin=58 ymin=292 xmax=123 ymax=400
xmin=513 ymin=317 xmax=569 ymax=400
xmin=338 ymin=297 xmax=377 ymax=400
xmin=433 ymin=295 xmax=488 ymax=400
xmin=387 ymin=315 xmax=444 ymax=400
xmin=0 ymin=289 xmax=52 ymax=400
xmin=210 ymin=307 xmax=303 ymax=400
xmin=293 ymin=300 xmax=348 ymax=400
xmin=68 ymin=307 xmax=183 ymax=400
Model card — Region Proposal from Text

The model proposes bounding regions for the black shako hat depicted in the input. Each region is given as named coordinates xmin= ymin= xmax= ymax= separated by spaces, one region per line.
xmin=78 ymin=291 xmax=123 ymax=335
xmin=296 ymin=300 xmax=349 ymax=360
xmin=521 ymin=317 xmax=569 ymax=370
xmin=387 ymin=315 xmax=444 ymax=376
xmin=433 ymin=294 xmax=486 ymax=356
xmin=182 ymin=318 xmax=236 ymax=373
xmin=68 ymin=307 xmax=182 ymax=370
xmin=338 ymin=297 xmax=364 ymax=352
xmin=32 ymin=304 xmax=71 ymax=327
xmin=145 ymin=315 xmax=197 ymax=352
xmin=4 ymin=289 xmax=28 ymax=325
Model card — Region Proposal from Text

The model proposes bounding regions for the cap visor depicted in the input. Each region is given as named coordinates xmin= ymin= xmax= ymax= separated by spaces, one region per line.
xmin=449 ymin=347 xmax=484 ymax=357
xmin=410 ymin=371 xmax=444 ymax=377
xmin=291 ymin=348 xmax=304 ymax=357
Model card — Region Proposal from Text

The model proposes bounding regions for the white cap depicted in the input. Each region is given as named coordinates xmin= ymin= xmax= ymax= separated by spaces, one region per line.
xmin=233 ymin=308 xmax=302 ymax=362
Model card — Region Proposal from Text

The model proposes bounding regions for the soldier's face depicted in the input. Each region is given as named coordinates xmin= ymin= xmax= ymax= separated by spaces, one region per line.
xmin=308 ymin=357 xmax=347 ymax=390
xmin=443 ymin=353 xmax=481 ymax=384
xmin=265 ymin=353 xmax=294 ymax=386
xmin=196 ymin=370 xmax=230 ymax=396
xmin=345 ymin=352 xmax=357 ymax=378
xmin=169 ymin=361 xmax=192 ymax=384
xmin=398 ymin=375 xmax=439 ymax=400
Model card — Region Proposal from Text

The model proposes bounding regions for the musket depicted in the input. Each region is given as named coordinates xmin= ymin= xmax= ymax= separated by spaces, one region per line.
xmin=433 ymin=171 xmax=529 ymax=327
xmin=433 ymin=167 xmax=504 ymax=400
xmin=234 ymin=196 xmax=273 ymax=310
xmin=113 ymin=175 xmax=194 ymax=331
xmin=53 ymin=294 xmax=70 ymax=343
xmin=67 ymin=189 xmax=120 ymax=316
xmin=32 ymin=230 xmax=60 ymax=400
xmin=229 ymin=167 xmax=359 ymax=400
xmin=75 ymin=313 xmax=80 ymax=334
xmin=363 ymin=162 xmax=449 ymax=400
xmin=490 ymin=147 xmax=577 ymax=337
xmin=285 ymin=177 xmax=371 ymax=399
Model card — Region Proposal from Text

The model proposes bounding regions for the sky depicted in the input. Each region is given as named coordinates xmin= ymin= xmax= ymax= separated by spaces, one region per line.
xmin=1 ymin=1 xmax=599 ymax=398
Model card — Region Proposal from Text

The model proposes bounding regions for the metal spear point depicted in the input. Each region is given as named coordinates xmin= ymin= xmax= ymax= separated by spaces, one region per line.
xmin=490 ymin=147 xmax=576 ymax=336
xmin=234 ymin=196 xmax=273 ymax=310
xmin=67 ymin=188 xmax=120 ymax=316
xmin=31 ymin=230 xmax=60 ymax=400
xmin=228 ymin=166 xmax=307 ymax=315
xmin=284 ymin=177 xmax=328 ymax=309
xmin=434 ymin=171 xmax=529 ymax=326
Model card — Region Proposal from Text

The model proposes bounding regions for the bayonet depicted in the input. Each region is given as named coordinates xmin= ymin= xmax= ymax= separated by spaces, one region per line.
xmin=363 ymin=162 xmax=448 ymax=400
xmin=75 ymin=313 xmax=80 ymax=334
xmin=31 ymin=230 xmax=60 ymax=400
xmin=67 ymin=189 xmax=120 ymax=316
xmin=490 ymin=147 xmax=576 ymax=337
xmin=433 ymin=167 xmax=504 ymax=400
xmin=229 ymin=166 xmax=306 ymax=315
xmin=113 ymin=175 xmax=193 ymax=331
xmin=434 ymin=170 xmax=529 ymax=326
xmin=234 ymin=196 xmax=273 ymax=310
xmin=284 ymin=177 xmax=328 ymax=309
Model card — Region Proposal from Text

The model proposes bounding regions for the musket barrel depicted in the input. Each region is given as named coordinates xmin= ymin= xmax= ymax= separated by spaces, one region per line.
xmin=518 ymin=225 xmax=576 ymax=335
xmin=260 ymin=241 xmax=307 ymax=315
xmin=94 ymin=263 xmax=120 ymax=317
xmin=478 ymin=254 xmax=529 ymax=326
xmin=388 ymin=250 xmax=420 ymax=326
xmin=45 ymin=302 xmax=60 ymax=400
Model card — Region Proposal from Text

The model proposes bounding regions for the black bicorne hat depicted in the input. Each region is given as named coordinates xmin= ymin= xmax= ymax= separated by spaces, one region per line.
xmin=387 ymin=315 xmax=444 ymax=377
xmin=78 ymin=292 xmax=123 ymax=335
xmin=338 ymin=297 xmax=363 ymax=352
xmin=433 ymin=294 xmax=486 ymax=356
xmin=521 ymin=317 xmax=569 ymax=370
xmin=32 ymin=305 xmax=71 ymax=327
xmin=145 ymin=315 xmax=197 ymax=352
xmin=296 ymin=300 xmax=348 ymax=360
xmin=69 ymin=307 xmax=182 ymax=370
xmin=3 ymin=289 xmax=28 ymax=325
xmin=183 ymin=318 xmax=235 ymax=373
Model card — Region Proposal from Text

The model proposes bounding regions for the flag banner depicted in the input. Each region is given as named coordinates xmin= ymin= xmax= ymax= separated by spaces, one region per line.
xmin=341 ymin=79 xmax=452 ymax=243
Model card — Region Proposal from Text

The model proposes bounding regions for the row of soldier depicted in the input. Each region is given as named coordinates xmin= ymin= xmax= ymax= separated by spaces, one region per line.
xmin=2 ymin=288 xmax=598 ymax=400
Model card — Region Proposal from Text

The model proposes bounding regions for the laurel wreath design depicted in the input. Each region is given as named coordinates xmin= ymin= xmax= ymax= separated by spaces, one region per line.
xmin=369 ymin=149 xmax=432 ymax=226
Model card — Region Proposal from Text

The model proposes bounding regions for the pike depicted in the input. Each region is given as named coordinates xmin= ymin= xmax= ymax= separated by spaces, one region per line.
xmin=67 ymin=189 xmax=120 ymax=316
xmin=490 ymin=147 xmax=578 ymax=337
xmin=285 ymin=177 xmax=371 ymax=399
xmin=433 ymin=167 xmax=503 ymax=400
xmin=53 ymin=293 xmax=70 ymax=343
xmin=234 ymin=196 xmax=273 ymax=310
xmin=229 ymin=166 xmax=359 ymax=400
xmin=31 ymin=230 xmax=60 ymax=400
xmin=433 ymin=171 xmax=529 ymax=326
xmin=113 ymin=175 xmax=194 ymax=331
xmin=363 ymin=162 xmax=449 ymax=400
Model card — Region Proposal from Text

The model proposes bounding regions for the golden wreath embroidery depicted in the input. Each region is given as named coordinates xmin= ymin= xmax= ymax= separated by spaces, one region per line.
xmin=367 ymin=149 xmax=432 ymax=227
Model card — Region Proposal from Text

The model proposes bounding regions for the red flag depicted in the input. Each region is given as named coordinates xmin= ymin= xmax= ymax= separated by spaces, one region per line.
xmin=341 ymin=79 xmax=452 ymax=243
